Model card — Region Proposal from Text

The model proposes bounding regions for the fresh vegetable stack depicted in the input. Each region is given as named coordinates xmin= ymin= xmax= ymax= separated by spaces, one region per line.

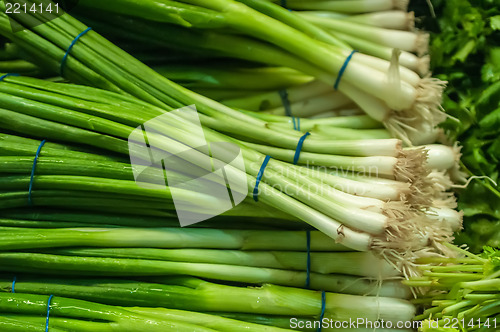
xmin=0 ymin=0 xmax=479 ymax=331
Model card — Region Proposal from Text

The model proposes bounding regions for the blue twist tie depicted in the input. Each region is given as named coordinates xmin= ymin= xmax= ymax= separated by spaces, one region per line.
xmin=279 ymin=89 xmax=300 ymax=131
xmin=29 ymin=140 xmax=46 ymax=206
xmin=45 ymin=295 xmax=54 ymax=332
xmin=0 ymin=73 xmax=20 ymax=81
xmin=293 ymin=132 xmax=310 ymax=165
xmin=253 ymin=155 xmax=272 ymax=202
xmin=11 ymin=276 xmax=16 ymax=293
xmin=333 ymin=50 xmax=358 ymax=90
xmin=306 ymin=230 xmax=311 ymax=289
xmin=317 ymin=291 xmax=326 ymax=332
xmin=61 ymin=27 xmax=92 ymax=76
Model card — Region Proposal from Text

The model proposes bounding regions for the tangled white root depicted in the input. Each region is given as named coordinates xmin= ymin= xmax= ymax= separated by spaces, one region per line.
xmin=385 ymin=77 xmax=447 ymax=146
xmin=394 ymin=147 xmax=429 ymax=183
xmin=371 ymin=212 xmax=457 ymax=277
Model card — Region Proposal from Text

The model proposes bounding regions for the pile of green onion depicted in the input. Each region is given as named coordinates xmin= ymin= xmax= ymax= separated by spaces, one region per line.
xmin=0 ymin=1 xmax=470 ymax=331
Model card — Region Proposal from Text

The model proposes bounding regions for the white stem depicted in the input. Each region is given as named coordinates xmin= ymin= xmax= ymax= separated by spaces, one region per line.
xmin=339 ymin=55 xmax=418 ymax=111
xmin=405 ymin=121 xmax=440 ymax=145
xmin=260 ymin=182 xmax=372 ymax=251
xmin=313 ymin=252 xmax=401 ymax=277
xmin=309 ymin=108 xmax=364 ymax=119
xmin=324 ymin=293 xmax=416 ymax=323
xmin=338 ymin=81 xmax=392 ymax=122
xmin=264 ymin=90 xmax=352 ymax=116
xmin=222 ymin=80 xmax=327 ymax=111
xmin=327 ymin=30 xmax=429 ymax=76
xmin=308 ymin=168 xmax=410 ymax=200
xmin=338 ymin=48 xmax=421 ymax=87
xmin=285 ymin=0 xmax=409 ymax=13
xmin=387 ymin=48 xmax=405 ymax=111
xmin=426 ymin=207 xmax=463 ymax=232
xmin=270 ymin=161 xmax=390 ymax=211
xmin=304 ymin=14 xmax=427 ymax=54
xmin=252 ymin=161 xmax=390 ymax=235
xmin=346 ymin=10 xmax=415 ymax=30
xmin=406 ymin=144 xmax=459 ymax=171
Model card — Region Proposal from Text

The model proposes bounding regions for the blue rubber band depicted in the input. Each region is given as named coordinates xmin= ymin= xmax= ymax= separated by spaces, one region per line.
xmin=60 ymin=27 xmax=92 ymax=76
xmin=253 ymin=155 xmax=272 ymax=202
xmin=317 ymin=291 xmax=326 ymax=332
xmin=0 ymin=73 xmax=20 ymax=81
xmin=306 ymin=230 xmax=311 ymax=289
xmin=293 ymin=132 xmax=310 ymax=165
xmin=333 ymin=50 xmax=358 ymax=91
xmin=278 ymin=89 xmax=300 ymax=131
xmin=11 ymin=276 xmax=16 ymax=293
xmin=45 ymin=294 xmax=54 ymax=332
xmin=278 ymin=89 xmax=292 ymax=117
xmin=28 ymin=140 xmax=46 ymax=206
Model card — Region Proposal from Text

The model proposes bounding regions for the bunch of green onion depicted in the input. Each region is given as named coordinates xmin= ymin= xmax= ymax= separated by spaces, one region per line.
xmin=0 ymin=1 xmax=471 ymax=330
xmin=0 ymin=276 xmax=417 ymax=331
xmin=68 ymin=0 xmax=445 ymax=144
xmin=0 ymin=73 xmax=459 ymax=263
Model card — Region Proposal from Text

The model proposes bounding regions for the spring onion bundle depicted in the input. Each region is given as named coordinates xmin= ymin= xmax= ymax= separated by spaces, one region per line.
xmin=0 ymin=277 xmax=416 ymax=328
xmin=0 ymin=73 xmax=459 ymax=265
xmin=0 ymin=292 xmax=294 ymax=331
xmin=0 ymin=1 xmax=473 ymax=330
xmin=0 ymin=225 xmax=415 ymax=296
xmin=68 ymin=0 xmax=445 ymax=144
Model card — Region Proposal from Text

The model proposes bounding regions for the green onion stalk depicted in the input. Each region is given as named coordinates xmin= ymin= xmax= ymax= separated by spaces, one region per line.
xmin=298 ymin=10 xmax=416 ymax=31
xmin=153 ymin=64 xmax=312 ymax=92
xmin=74 ymin=10 xmax=361 ymax=118
xmin=238 ymin=1 xmax=427 ymax=74
xmin=0 ymin=276 xmax=413 ymax=314
xmin=298 ymin=23 xmax=430 ymax=76
xmin=73 ymin=7 xmax=438 ymax=145
xmin=415 ymin=144 xmax=463 ymax=175
xmin=0 ymin=74 xmax=458 ymax=262
xmin=228 ymin=90 xmax=354 ymax=118
xmin=236 ymin=110 xmax=392 ymax=140
xmin=0 ymin=206 xmax=308 ymax=230
xmin=68 ymin=0 xmax=446 ymax=144
xmin=404 ymin=245 xmax=500 ymax=332
xmin=298 ymin=11 xmax=428 ymax=56
xmin=0 ymin=226 xmax=408 ymax=281
xmin=0 ymin=227 xmax=350 ymax=251
xmin=221 ymin=80 xmax=345 ymax=112
xmin=0 ymin=292 xmax=291 ymax=331
xmin=0 ymin=58 xmax=42 ymax=76
xmin=263 ymin=0 xmax=410 ymax=14
xmin=218 ymin=312 xmax=415 ymax=332
xmin=0 ymin=4 xmax=458 ymax=262
xmin=33 ymin=248 xmax=402 ymax=279
xmin=0 ymin=251 xmax=404 ymax=295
